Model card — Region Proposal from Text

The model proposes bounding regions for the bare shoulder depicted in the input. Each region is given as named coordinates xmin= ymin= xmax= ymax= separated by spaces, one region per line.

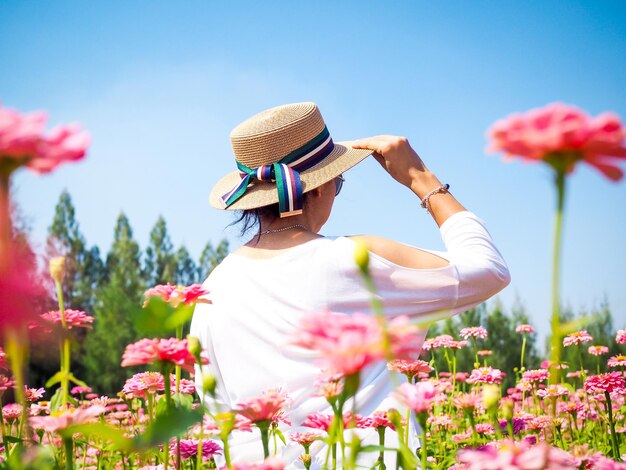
xmin=348 ymin=235 xmax=449 ymax=270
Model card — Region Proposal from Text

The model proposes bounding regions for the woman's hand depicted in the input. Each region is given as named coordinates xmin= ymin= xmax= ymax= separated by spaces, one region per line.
xmin=352 ymin=135 xmax=434 ymax=194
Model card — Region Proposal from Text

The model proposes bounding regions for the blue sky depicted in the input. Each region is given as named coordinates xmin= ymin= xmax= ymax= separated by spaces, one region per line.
xmin=2 ymin=0 xmax=625 ymax=339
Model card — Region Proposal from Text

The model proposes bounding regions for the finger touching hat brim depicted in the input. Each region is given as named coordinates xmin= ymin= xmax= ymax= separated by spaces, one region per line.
xmin=209 ymin=143 xmax=373 ymax=211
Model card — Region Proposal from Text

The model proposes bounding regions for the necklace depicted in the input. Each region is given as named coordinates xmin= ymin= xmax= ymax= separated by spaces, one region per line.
xmin=258 ymin=224 xmax=309 ymax=235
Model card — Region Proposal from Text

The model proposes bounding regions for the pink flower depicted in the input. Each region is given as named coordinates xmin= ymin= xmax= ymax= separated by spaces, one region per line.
xmin=29 ymin=405 xmax=106 ymax=432
xmin=608 ymin=355 xmax=626 ymax=368
xmin=144 ymin=283 xmax=210 ymax=307
xmin=584 ymin=372 xmax=626 ymax=394
xmin=301 ymin=412 xmax=370 ymax=431
xmin=616 ymin=329 xmax=626 ymax=345
xmin=292 ymin=310 xmax=424 ymax=376
xmin=368 ymin=410 xmax=398 ymax=430
xmin=24 ymin=387 xmax=45 ymax=402
xmin=122 ymin=372 xmax=165 ymax=398
xmin=230 ymin=457 xmax=284 ymax=470
xmin=563 ymin=330 xmax=593 ymax=347
xmin=235 ymin=389 xmax=290 ymax=424
xmin=460 ymin=326 xmax=488 ymax=340
xmin=70 ymin=386 xmax=92 ymax=395
xmin=588 ymin=345 xmax=609 ymax=356
xmin=0 ymin=375 xmax=14 ymax=391
xmin=121 ymin=338 xmax=207 ymax=372
xmin=203 ymin=413 xmax=253 ymax=434
xmin=2 ymin=403 xmax=22 ymax=420
xmin=0 ymin=347 xmax=7 ymax=370
xmin=0 ymin=103 xmax=89 ymax=174
xmin=168 ymin=438 xmax=221 ymax=460
xmin=477 ymin=350 xmax=493 ymax=357
xmin=467 ymin=367 xmax=505 ymax=385
xmin=516 ymin=324 xmax=535 ymax=334
xmin=521 ymin=369 xmax=549 ymax=384
xmin=387 ymin=359 xmax=433 ymax=380
xmin=486 ymin=102 xmax=626 ymax=181
xmin=457 ymin=439 xmax=576 ymax=469
xmin=536 ymin=385 xmax=569 ymax=399
xmin=453 ymin=392 xmax=482 ymax=410
xmin=39 ymin=309 xmax=94 ymax=329
xmin=289 ymin=431 xmax=322 ymax=445
xmin=392 ymin=381 xmax=437 ymax=414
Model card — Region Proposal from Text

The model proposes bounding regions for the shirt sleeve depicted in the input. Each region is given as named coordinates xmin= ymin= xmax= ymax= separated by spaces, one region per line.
xmin=329 ymin=211 xmax=510 ymax=323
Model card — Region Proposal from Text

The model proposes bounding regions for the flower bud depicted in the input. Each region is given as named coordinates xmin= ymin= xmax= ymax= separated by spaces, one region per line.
xmin=353 ymin=240 xmax=370 ymax=274
xmin=299 ymin=453 xmax=312 ymax=469
xmin=49 ymin=256 xmax=66 ymax=283
xmin=202 ymin=373 xmax=217 ymax=397
xmin=482 ymin=384 xmax=501 ymax=410
xmin=187 ymin=335 xmax=202 ymax=359
xmin=501 ymin=397 xmax=514 ymax=420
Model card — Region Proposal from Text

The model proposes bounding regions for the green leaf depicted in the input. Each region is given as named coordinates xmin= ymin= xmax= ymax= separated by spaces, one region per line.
xmin=133 ymin=297 xmax=174 ymax=336
xmin=45 ymin=371 xmax=64 ymax=388
xmin=60 ymin=423 xmax=132 ymax=451
xmin=68 ymin=373 xmax=89 ymax=388
xmin=164 ymin=304 xmax=195 ymax=330
xmin=133 ymin=406 xmax=204 ymax=450
xmin=49 ymin=388 xmax=63 ymax=412
xmin=171 ymin=393 xmax=193 ymax=410
xmin=4 ymin=436 xmax=24 ymax=444
xmin=274 ymin=428 xmax=287 ymax=446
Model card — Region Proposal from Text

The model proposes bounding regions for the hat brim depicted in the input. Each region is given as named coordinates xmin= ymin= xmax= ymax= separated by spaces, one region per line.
xmin=209 ymin=142 xmax=373 ymax=211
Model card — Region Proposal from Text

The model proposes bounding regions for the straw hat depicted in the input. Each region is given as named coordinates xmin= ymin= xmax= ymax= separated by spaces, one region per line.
xmin=209 ymin=102 xmax=372 ymax=217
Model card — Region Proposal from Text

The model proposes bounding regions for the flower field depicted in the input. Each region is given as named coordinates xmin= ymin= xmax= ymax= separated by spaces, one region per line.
xmin=1 ymin=102 xmax=626 ymax=469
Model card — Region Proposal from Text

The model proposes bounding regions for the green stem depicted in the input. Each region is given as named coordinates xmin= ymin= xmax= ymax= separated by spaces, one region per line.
xmin=56 ymin=280 xmax=71 ymax=410
xmin=377 ymin=427 xmax=387 ymax=469
xmin=64 ymin=437 xmax=74 ymax=470
xmin=258 ymin=421 xmax=270 ymax=459
xmin=417 ymin=414 xmax=427 ymax=470
xmin=162 ymin=366 xmax=172 ymax=470
xmin=605 ymin=392 xmax=621 ymax=461
xmin=6 ymin=332 xmax=29 ymax=440
xmin=520 ymin=334 xmax=527 ymax=372
xmin=549 ymin=169 xmax=565 ymax=385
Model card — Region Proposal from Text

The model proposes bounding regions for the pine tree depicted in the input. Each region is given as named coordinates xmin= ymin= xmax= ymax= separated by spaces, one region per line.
xmin=143 ymin=216 xmax=176 ymax=286
xmin=47 ymin=190 xmax=104 ymax=313
xmin=83 ymin=213 xmax=144 ymax=393
xmin=197 ymin=239 xmax=229 ymax=281
xmin=174 ymin=245 xmax=197 ymax=285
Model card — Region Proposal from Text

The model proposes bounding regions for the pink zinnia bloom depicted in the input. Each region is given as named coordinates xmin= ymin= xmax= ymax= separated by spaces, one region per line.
xmin=30 ymin=405 xmax=106 ymax=432
xmin=2 ymin=403 xmax=22 ymax=420
xmin=387 ymin=359 xmax=433 ymax=380
xmin=584 ymin=372 xmax=626 ymax=394
xmin=588 ymin=345 xmax=609 ymax=356
xmin=428 ymin=414 xmax=453 ymax=427
xmin=235 ymin=389 xmax=290 ymax=424
xmin=122 ymin=372 xmax=165 ymax=398
xmin=293 ymin=310 xmax=424 ymax=376
xmin=477 ymin=350 xmax=493 ymax=357
xmin=522 ymin=369 xmax=549 ymax=384
xmin=467 ymin=367 xmax=505 ymax=385
xmin=393 ymin=381 xmax=437 ymax=413
xmin=516 ymin=324 xmax=535 ymax=334
xmin=369 ymin=410 xmax=398 ymax=430
xmin=460 ymin=326 xmax=488 ymax=340
xmin=314 ymin=375 xmax=344 ymax=399
xmin=536 ymin=385 xmax=569 ymax=399
xmin=70 ymin=386 xmax=92 ymax=395
xmin=563 ymin=330 xmax=593 ymax=347
xmin=24 ymin=386 xmax=45 ymax=402
xmin=230 ymin=457 xmax=285 ymax=470
xmin=144 ymin=283 xmax=210 ymax=307
xmin=453 ymin=392 xmax=482 ymax=410
xmin=616 ymin=329 xmax=626 ymax=345
xmin=0 ymin=103 xmax=89 ymax=173
xmin=0 ymin=375 xmax=14 ymax=391
xmin=289 ymin=431 xmax=322 ymax=445
xmin=486 ymin=102 xmax=626 ymax=181
xmin=38 ymin=309 xmax=94 ymax=330
xmin=121 ymin=337 xmax=206 ymax=373
xmin=169 ymin=438 xmax=221 ymax=460
xmin=203 ymin=413 xmax=253 ymax=434
xmin=608 ymin=355 xmax=626 ymax=368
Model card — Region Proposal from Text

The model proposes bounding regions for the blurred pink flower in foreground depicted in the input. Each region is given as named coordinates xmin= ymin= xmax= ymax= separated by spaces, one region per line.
xmin=292 ymin=310 xmax=424 ymax=376
xmin=486 ymin=102 xmax=626 ymax=181
xmin=457 ymin=439 xmax=576 ymax=469
xmin=230 ymin=457 xmax=284 ymax=470
xmin=234 ymin=388 xmax=290 ymax=424
xmin=121 ymin=337 xmax=207 ymax=373
xmin=0 ymin=103 xmax=89 ymax=173
xmin=144 ymin=283 xmax=210 ymax=307
xmin=29 ymin=405 xmax=106 ymax=432
xmin=393 ymin=381 xmax=437 ymax=413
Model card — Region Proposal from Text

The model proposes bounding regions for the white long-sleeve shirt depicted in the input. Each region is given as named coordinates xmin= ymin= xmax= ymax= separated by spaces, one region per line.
xmin=190 ymin=210 xmax=510 ymax=468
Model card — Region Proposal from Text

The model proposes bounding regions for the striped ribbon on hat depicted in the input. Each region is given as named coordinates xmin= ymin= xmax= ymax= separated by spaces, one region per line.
xmin=221 ymin=126 xmax=334 ymax=217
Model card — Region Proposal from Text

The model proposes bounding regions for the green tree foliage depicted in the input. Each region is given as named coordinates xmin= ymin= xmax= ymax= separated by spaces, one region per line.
xmin=143 ymin=216 xmax=176 ymax=286
xmin=83 ymin=213 xmax=145 ymax=393
xmin=47 ymin=190 xmax=104 ymax=313
xmin=174 ymin=245 xmax=198 ymax=285
xmin=197 ymin=239 xmax=229 ymax=281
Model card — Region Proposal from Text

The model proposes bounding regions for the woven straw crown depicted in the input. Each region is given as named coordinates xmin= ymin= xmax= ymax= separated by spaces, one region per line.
xmin=209 ymin=102 xmax=372 ymax=212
